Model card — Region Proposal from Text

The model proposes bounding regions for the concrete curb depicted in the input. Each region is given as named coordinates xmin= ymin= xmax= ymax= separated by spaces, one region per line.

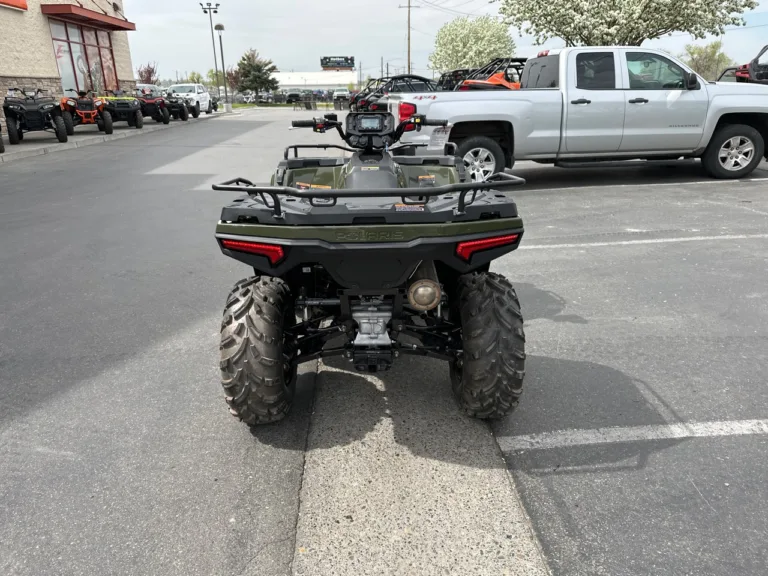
xmin=0 ymin=112 xmax=227 ymax=165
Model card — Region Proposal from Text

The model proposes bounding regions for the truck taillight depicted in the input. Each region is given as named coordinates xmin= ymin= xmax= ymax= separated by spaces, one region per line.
xmin=221 ymin=239 xmax=285 ymax=264
xmin=537 ymin=50 xmax=550 ymax=57
xmin=456 ymin=234 xmax=520 ymax=261
xmin=399 ymin=102 xmax=417 ymax=132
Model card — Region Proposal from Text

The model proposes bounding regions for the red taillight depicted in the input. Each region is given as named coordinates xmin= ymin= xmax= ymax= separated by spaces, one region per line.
xmin=537 ymin=50 xmax=550 ymax=57
xmin=359 ymin=99 xmax=367 ymax=106
xmin=458 ymin=84 xmax=470 ymax=91
xmin=370 ymin=103 xmax=378 ymax=110
xmin=456 ymin=234 xmax=519 ymax=261
xmin=399 ymin=102 xmax=417 ymax=132
xmin=221 ymin=239 xmax=285 ymax=264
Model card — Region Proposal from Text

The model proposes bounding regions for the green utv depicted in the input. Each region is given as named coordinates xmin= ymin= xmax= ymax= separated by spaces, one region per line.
xmin=214 ymin=111 xmax=527 ymax=426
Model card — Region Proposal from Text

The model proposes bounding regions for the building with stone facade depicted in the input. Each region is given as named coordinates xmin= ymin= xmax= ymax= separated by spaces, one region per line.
xmin=0 ymin=0 xmax=136 ymax=127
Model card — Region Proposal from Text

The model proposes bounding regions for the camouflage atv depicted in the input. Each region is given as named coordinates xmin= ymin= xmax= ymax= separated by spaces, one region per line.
xmin=213 ymin=111 xmax=528 ymax=427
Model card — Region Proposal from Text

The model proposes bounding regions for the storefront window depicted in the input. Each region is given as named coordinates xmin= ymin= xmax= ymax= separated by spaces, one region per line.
xmin=49 ymin=19 xmax=119 ymax=93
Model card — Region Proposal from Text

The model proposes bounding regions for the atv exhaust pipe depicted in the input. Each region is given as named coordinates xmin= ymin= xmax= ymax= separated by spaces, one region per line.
xmin=407 ymin=261 xmax=442 ymax=311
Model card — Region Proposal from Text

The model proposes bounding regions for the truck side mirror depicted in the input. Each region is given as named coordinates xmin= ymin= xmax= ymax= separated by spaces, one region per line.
xmin=686 ymin=72 xmax=699 ymax=90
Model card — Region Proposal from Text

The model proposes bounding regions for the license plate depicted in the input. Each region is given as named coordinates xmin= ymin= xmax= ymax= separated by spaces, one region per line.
xmin=427 ymin=126 xmax=451 ymax=150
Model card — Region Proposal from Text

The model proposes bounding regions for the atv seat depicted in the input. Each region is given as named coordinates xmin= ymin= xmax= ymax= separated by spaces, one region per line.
xmin=285 ymin=157 xmax=346 ymax=169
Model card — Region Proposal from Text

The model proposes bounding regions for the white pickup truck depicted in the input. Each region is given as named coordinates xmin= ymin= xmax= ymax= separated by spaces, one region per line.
xmin=390 ymin=47 xmax=768 ymax=180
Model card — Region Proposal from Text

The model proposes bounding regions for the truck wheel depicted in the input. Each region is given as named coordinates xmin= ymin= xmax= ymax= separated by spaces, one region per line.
xmin=450 ymin=272 xmax=525 ymax=420
xmin=101 ymin=110 xmax=114 ymax=135
xmin=6 ymin=118 xmax=21 ymax=145
xmin=701 ymin=124 xmax=764 ymax=179
xmin=220 ymin=277 xmax=298 ymax=426
xmin=53 ymin=115 xmax=68 ymax=143
xmin=180 ymin=106 xmax=190 ymax=121
xmin=456 ymin=136 xmax=505 ymax=182
xmin=161 ymin=107 xmax=170 ymax=124
xmin=62 ymin=110 xmax=75 ymax=136
xmin=191 ymin=102 xmax=200 ymax=118
xmin=134 ymin=110 xmax=144 ymax=129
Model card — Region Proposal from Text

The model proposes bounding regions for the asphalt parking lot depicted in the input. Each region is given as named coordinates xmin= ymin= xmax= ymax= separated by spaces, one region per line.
xmin=1 ymin=108 xmax=767 ymax=576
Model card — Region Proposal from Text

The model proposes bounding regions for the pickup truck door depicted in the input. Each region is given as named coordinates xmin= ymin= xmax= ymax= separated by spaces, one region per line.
xmin=563 ymin=49 xmax=625 ymax=153
xmin=619 ymin=51 xmax=709 ymax=152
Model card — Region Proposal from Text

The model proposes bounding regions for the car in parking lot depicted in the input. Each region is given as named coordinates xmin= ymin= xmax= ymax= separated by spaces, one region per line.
xmin=393 ymin=46 xmax=768 ymax=181
xmin=165 ymin=83 xmax=213 ymax=117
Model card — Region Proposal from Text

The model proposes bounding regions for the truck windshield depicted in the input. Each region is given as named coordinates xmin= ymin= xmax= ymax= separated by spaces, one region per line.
xmin=521 ymin=56 xmax=559 ymax=88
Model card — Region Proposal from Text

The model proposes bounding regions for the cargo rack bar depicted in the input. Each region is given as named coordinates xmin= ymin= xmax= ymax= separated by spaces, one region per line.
xmin=212 ymin=172 xmax=525 ymax=219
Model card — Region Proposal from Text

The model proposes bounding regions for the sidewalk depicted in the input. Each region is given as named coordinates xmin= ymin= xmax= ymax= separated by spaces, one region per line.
xmin=0 ymin=111 xmax=226 ymax=164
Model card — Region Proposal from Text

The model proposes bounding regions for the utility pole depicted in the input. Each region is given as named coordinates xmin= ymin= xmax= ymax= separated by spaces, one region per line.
xmin=200 ymin=3 xmax=222 ymax=98
xmin=381 ymin=56 xmax=384 ymax=78
xmin=398 ymin=0 xmax=419 ymax=74
xmin=386 ymin=62 xmax=389 ymax=77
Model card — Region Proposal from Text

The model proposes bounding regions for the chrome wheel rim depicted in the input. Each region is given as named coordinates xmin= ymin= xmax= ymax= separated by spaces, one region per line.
xmin=718 ymin=136 xmax=755 ymax=171
xmin=463 ymin=147 xmax=496 ymax=182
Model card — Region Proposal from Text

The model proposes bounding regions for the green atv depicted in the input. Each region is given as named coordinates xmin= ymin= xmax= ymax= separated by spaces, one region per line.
xmin=101 ymin=90 xmax=143 ymax=129
xmin=214 ymin=111 xmax=527 ymax=426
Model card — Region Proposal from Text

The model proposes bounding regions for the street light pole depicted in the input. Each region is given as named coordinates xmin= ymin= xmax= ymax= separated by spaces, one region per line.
xmin=200 ymin=3 xmax=222 ymax=99
xmin=215 ymin=23 xmax=231 ymax=113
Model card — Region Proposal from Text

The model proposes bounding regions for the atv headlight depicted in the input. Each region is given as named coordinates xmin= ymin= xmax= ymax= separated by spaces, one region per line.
xmin=9 ymin=104 xmax=21 ymax=110
xmin=41 ymin=103 xmax=54 ymax=110
xmin=67 ymin=99 xmax=77 ymax=106
xmin=133 ymin=99 xmax=139 ymax=106
xmin=93 ymin=99 xmax=102 ymax=106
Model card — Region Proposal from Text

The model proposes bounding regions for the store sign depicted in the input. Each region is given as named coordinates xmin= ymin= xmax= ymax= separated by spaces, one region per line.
xmin=321 ymin=56 xmax=354 ymax=70
xmin=0 ymin=0 xmax=28 ymax=9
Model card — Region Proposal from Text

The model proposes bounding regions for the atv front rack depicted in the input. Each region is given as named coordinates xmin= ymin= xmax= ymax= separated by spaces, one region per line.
xmin=212 ymin=172 xmax=525 ymax=219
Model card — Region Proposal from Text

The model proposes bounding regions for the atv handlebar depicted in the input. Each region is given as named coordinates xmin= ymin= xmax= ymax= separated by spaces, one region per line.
xmin=291 ymin=120 xmax=317 ymax=128
xmin=213 ymin=171 xmax=525 ymax=219
xmin=423 ymin=119 xmax=448 ymax=127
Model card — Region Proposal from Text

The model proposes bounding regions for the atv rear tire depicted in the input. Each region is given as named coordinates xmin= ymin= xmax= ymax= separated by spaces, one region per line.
xmin=161 ymin=107 xmax=170 ymax=124
xmin=53 ymin=115 xmax=68 ymax=143
xmin=191 ymin=102 xmax=200 ymax=118
xmin=101 ymin=110 xmax=114 ymax=135
xmin=134 ymin=110 xmax=144 ymax=129
xmin=220 ymin=277 xmax=298 ymax=426
xmin=6 ymin=118 xmax=20 ymax=145
xmin=62 ymin=111 xmax=75 ymax=136
xmin=180 ymin=106 xmax=189 ymax=121
xmin=205 ymin=100 xmax=212 ymax=114
xmin=451 ymin=272 xmax=525 ymax=420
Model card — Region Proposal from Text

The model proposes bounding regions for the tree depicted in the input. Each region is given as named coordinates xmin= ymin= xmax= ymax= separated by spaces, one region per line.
xmin=225 ymin=66 xmax=241 ymax=92
xmin=495 ymin=0 xmax=758 ymax=46
xmin=188 ymin=71 xmax=203 ymax=84
xmin=235 ymin=49 xmax=278 ymax=93
xmin=137 ymin=62 xmax=159 ymax=85
xmin=206 ymin=68 xmax=219 ymax=85
xmin=680 ymin=40 xmax=736 ymax=80
xmin=429 ymin=15 xmax=515 ymax=72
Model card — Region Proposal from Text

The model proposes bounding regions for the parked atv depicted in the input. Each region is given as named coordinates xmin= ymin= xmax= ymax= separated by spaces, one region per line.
xmin=164 ymin=89 xmax=190 ymax=121
xmin=102 ymin=90 xmax=143 ymax=129
xmin=3 ymin=88 xmax=67 ymax=144
xmin=0 ymin=123 xmax=5 ymax=154
xmin=213 ymin=111 xmax=527 ymax=427
xmin=60 ymin=89 xmax=113 ymax=135
xmin=135 ymin=86 xmax=170 ymax=125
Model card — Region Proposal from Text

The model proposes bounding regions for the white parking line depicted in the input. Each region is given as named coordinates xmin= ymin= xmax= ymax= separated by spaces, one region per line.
xmin=497 ymin=419 xmax=768 ymax=452
xmin=521 ymin=233 xmax=768 ymax=250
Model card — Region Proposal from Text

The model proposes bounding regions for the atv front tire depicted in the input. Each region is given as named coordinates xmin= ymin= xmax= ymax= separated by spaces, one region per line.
xmin=451 ymin=272 xmax=525 ymax=420
xmin=161 ymin=107 xmax=170 ymax=124
xmin=180 ymin=105 xmax=190 ymax=121
xmin=53 ymin=115 xmax=68 ymax=143
xmin=62 ymin=111 xmax=75 ymax=136
xmin=101 ymin=110 xmax=114 ymax=135
xmin=191 ymin=102 xmax=200 ymax=118
xmin=220 ymin=277 xmax=298 ymax=426
xmin=6 ymin=118 xmax=20 ymax=145
xmin=205 ymin=100 xmax=213 ymax=114
xmin=134 ymin=110 xmax=144 ymax=129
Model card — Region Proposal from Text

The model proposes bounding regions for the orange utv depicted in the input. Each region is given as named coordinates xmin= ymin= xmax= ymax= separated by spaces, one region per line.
xmin=456 ymin=58 xmax=527 ymax=91
xmin=60 ymin=89 xmax=113 ymax=135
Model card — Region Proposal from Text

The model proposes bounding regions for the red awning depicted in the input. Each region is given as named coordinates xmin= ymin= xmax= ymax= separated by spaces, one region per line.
xmin=40 ymin=4 xmax=136 ymax=31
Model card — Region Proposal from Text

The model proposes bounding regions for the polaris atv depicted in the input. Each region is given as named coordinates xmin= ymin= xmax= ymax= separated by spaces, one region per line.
xmin=102 ymin=90 xmax=144 ymax=129
xmin=135 ymin=86 xmax=170 ymax=124
xmin=164 ymin=89 xmax=190 ymax=121
xmin=213 ymin=111 xmax=527 ymax=426
xmin=3 ymin=88 xmax=67 ymax=144
xmin=60 ymin=89 xmax=113 ymax=135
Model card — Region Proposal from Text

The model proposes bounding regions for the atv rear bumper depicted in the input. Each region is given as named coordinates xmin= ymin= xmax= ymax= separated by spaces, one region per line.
xmin=216 ymin=219 xmax=523 ymax=290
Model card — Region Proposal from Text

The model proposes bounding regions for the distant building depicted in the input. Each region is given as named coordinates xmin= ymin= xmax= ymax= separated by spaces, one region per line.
xmin=272 ymin=71 xmax=356 ymax=91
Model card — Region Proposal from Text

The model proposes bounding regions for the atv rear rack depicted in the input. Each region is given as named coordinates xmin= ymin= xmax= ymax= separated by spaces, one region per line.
xmin=212 ymin=172 xmax=525 ymax=219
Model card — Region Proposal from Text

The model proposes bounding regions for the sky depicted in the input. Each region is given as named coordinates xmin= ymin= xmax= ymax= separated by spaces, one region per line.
xmin=124 ymin=0 xmax=768 ymax=81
